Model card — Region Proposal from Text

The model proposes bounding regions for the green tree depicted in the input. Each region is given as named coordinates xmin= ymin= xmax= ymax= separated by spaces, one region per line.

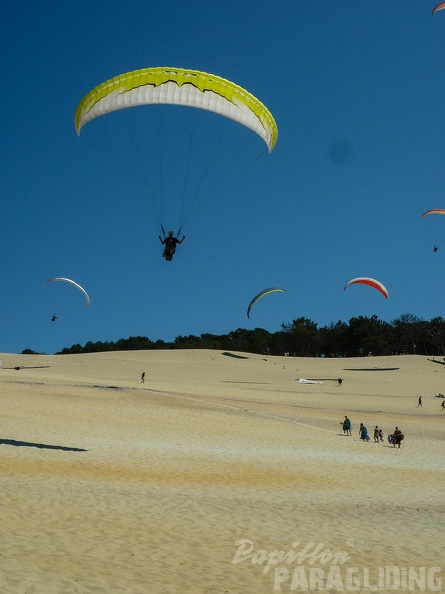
xmin=279 ymin=317 xmax=319 ymax=356
xmin=318 ymin=321 xmax=348 ymax=357
xmin=390 ymin=313 xmax=424 ymax=354
xmin=344 ymin=315 xmax=391 ymax=356
xmin=426 ymin=317 xmax=445 ymax=355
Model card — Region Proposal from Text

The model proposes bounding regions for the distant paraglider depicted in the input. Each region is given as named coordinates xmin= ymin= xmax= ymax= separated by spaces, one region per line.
xmin=247 ymin=287 xmax=286 ymax=319
xmin=421 ymin=209 xmax=445 ymax=251
xmin=432 ymin=2 xmax=445 ymax=15
xmin=344 ymin=277 xmax=388 ymax=299
xmin=159 ymin=230 xmax=185 ymax=261
xmin=422 ymin=209 xmax=445 ymax=217
xmin=46 ymin=278 xmax=91 ymax=308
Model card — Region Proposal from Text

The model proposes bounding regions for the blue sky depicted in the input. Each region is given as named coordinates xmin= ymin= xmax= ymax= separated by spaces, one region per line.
xmin=2 ymin=0 xmax=445 ymax=355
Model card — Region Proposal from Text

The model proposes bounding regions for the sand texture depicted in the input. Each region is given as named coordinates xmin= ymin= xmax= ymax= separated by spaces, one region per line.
xmin=0 ymin=350 xmax=444 ymax=593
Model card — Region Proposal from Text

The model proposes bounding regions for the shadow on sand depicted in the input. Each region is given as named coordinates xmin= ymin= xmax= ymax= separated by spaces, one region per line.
xmin=2 ymin=366 xmax=51 ymax=370
xmin=221 ymin=381 xmax=270 ymax=384
xmin=221 ymin=352 xmax=249 ymax=360
xmin=0 ymin=439 xmax=87 ymax=452
xmin=343 ymin=367 xmax=399 ymax=372
xmin=427 ymin=358 xmax=445 ymax=366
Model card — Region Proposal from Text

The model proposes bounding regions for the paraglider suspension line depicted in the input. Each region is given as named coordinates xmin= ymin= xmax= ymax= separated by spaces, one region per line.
xmin=178 ymin=132 xmax=194 ymax=229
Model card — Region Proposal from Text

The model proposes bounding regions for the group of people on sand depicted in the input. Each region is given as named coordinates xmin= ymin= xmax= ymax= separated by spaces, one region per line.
xmin=373 ymin=425 xmax=385 ymax=442
xmin=341 ymin=416 xmax=404 ymax=448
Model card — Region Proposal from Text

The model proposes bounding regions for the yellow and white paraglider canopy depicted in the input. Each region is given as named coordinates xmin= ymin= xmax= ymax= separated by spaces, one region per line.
xmin=75 ymin=66 xmax=278 ymax=153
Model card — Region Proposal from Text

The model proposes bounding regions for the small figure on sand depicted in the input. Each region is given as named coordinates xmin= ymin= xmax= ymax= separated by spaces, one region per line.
xmin=341 ymin=416 xmax=352 ymax=436
xmin=337 ymin=377 xmax=343 ymax=386
xmin=392 ymin=427 xmax=404 ymax=448
xmin=441 ymin=400 xmax=445 ymax=411
xmin=378 ymin=428 xmax=384 ymax=442
xmin=359 ymin=423 xmax=370 ymax=441
xmin=417 ymin=395 xmax=422 ymax=407
xmin=141 ymin=372 xmax=145 ymax=384
xmin=373 ymin=426 xmax=380 ymax=442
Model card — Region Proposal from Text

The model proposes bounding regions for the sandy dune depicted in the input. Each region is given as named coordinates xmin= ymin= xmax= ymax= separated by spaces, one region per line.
xmin=0 ymin=350 xmax=444 ymax=593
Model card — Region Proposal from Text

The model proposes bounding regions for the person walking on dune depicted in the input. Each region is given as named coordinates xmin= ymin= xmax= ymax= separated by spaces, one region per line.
xmin=359 ymin=423 xmax=370 ymax=441
xmin=341 ymin=416 xmax=352 ymax=436
xmin=141 ymin=372 xmax=145 ymax=384
xmin=393 ymin=426 xmax=404 ymax=448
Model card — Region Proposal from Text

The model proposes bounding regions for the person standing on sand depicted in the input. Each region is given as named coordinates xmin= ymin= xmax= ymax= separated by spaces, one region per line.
xmin=141 ymin=372 xmax=145 ymax=384
xmin=343 ymin=416 xmax=352 ymax=436
xmin=393 ymin=427 xmax=404 ymax=448
xmin=373 ymin=426 xmax=380 ymax=442
xmin=359 ymin=423 xmax=369 ymax=441
xmin=417 ymin=395 xmax=422 ymax=407
xmin=441 ymin=400 xmax=445 ymax=411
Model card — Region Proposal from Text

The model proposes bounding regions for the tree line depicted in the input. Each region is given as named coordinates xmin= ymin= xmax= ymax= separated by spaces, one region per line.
xmin=22 ymin=313 xmax=445 ymax=357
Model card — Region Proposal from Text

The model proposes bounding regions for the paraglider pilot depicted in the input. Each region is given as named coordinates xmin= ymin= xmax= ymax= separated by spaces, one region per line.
xmin=159 ymin=231 xmax=185 ymax=260
xmin=51 ymin=315 xmax=58 ymax=322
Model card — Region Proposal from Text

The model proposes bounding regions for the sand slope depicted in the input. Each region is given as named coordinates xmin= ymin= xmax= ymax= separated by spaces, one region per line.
xmin=0 ymin=351 xmax=444 ymax=593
